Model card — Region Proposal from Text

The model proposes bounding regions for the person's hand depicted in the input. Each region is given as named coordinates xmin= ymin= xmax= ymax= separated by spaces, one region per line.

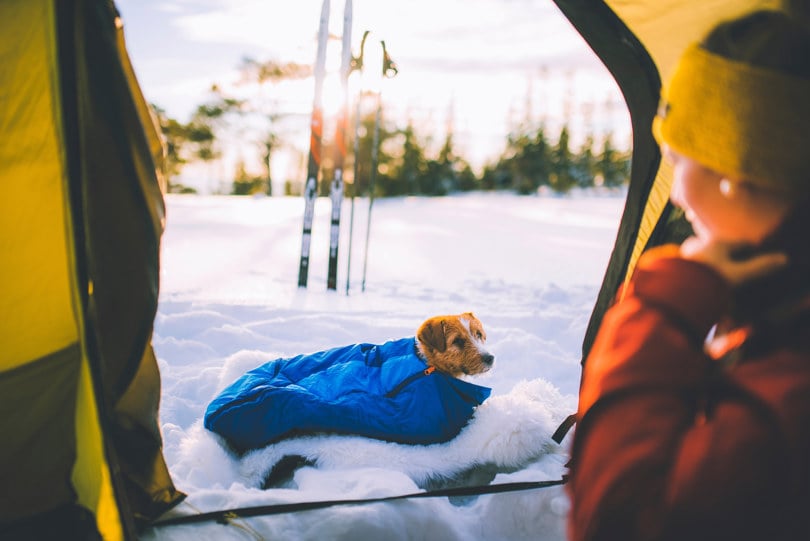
xmin=680 ymin=236 xmax=789 ymax=287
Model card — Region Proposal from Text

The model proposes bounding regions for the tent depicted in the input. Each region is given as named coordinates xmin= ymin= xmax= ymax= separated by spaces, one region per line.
xmin=1 ymin=0 xmax=183 ymax=539
xmin=2 ymin=0 xmax=806 ymax=539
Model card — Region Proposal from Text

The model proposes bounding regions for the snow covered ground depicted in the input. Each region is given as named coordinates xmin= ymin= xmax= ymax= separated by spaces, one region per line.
xmin=141 ymin=191 xmax=625 ymax=540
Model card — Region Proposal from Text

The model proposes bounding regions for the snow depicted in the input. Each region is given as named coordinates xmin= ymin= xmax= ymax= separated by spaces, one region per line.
xmin=141 ymin=191 xmax=625 ymax=540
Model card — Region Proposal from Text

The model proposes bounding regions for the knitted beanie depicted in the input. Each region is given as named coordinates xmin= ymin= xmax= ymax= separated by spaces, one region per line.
xmin=653 ymin=10 xmax=810 ymax=196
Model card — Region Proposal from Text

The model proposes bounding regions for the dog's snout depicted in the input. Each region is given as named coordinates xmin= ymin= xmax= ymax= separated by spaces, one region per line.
xmin=482 ymin=353 xmax=494 ymax=366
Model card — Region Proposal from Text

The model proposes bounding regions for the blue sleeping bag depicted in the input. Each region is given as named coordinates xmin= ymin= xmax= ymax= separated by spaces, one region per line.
xmin=204 ymin=337 xmax=491 ymax=453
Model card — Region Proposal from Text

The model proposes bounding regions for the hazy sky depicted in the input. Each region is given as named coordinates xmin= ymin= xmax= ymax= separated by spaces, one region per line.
xmin=115 ymin=0 xmax=629 ymax=188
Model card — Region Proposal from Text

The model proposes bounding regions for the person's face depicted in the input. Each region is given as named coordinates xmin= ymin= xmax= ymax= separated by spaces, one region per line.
xmin=666 ymin=148 xmax=792 ymax=246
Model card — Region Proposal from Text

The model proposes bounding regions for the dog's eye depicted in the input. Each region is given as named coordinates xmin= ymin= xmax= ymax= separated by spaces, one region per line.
xmin=453 ymin=337 xmax=466 ymax=349
xmin=475 ymin=331 xmax=483 ymax=340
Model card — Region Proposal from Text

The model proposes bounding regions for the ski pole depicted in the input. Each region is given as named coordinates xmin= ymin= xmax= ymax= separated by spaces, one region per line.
xmin=360 ymin=90 xmax=381 ymax=293
xmin=345 ymin=94 xmax=364 ymax=295
xmin=360 ymin=40 xmax=397 ymax=292
xmin=345 ymin=30 xmax=370 ymax=296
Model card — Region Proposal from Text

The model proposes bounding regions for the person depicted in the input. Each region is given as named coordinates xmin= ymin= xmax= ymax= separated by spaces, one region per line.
xmin=566 ymin=9 xmax=810 ymax=541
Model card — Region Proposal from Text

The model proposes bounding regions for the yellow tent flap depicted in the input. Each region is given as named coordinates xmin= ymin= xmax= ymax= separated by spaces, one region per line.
xmin=1 ymin=1 xmax=183 ymax=538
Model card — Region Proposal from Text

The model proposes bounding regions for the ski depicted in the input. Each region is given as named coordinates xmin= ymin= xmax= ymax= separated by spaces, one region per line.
xmin=326 ymin=0 xmax=353 ymax=290
xmin=297 ymin=0 xmax=331 ymax=288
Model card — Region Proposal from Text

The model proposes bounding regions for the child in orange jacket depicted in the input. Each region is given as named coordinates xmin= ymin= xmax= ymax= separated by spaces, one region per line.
xmin=567 ymin=10 xmax=810 ymax=541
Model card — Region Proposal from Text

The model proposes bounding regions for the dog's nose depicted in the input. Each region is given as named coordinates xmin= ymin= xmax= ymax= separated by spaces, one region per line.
xmin=482 ymin=353 xmax=494 ymax=366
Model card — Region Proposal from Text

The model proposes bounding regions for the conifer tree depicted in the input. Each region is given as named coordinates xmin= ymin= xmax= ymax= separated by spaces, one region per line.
xmin=549 ymin=126 xmax=577 ymax=193
xmin=394 ymin=122 xmax=426 ymax=195
xmin=597 ymin=133 xmax=629 ymax=187
xmin=574 ymin=134 xmax=597 ymax=189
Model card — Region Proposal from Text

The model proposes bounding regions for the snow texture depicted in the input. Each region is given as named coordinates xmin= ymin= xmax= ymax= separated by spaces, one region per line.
xmin=141 ymin=191 xmax=624 ymax=541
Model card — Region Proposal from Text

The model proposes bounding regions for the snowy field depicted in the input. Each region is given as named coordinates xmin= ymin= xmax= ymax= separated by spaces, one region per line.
xmin=142 ymin=191 xmax=625 ymax=540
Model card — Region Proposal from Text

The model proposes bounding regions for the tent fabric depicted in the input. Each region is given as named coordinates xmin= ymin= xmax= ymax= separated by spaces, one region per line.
xmin=551 ymin=0 xmax=685 ymax=361
xmin=205 ymin=337 xmax=492 ymax=453
xmin=0 ymin=345 xmax=82 ymax=520
xmin=0 ymin=0 xmax=183 ymax=539
xmin=0 ymin=0 xmax=77 ymax=373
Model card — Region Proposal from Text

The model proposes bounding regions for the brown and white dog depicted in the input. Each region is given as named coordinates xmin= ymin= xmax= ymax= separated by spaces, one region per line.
xmin=415 ymin=312 xmax=495 ymax=377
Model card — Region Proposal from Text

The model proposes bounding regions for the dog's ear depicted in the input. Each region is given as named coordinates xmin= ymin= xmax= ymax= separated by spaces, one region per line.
xmin=468 ymin=315 xmax=486 ymax=341
xmin=417 ymin=318 xmax=447 ymax=353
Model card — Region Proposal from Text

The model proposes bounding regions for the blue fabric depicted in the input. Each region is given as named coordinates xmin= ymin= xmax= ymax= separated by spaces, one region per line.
xmin=204 ymin=337 xmax=491 ymax=452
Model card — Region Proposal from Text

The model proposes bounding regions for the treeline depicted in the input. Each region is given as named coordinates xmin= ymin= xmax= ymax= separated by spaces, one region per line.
xmin=152 ymin=59 xmax=630 ymax=196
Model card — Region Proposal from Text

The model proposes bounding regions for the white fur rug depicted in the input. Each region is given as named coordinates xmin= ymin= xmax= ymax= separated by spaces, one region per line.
xmin=228 ymin=378 xmax=573 ymax=488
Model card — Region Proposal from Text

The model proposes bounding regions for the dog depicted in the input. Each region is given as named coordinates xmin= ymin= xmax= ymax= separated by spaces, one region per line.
xmin=205 ymin=311 xmax=495 ymax=452
xmin=416 ymin=312 xmax=495 ymax=376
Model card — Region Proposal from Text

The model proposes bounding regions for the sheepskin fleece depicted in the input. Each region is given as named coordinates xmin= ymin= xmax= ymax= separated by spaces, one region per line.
xmin=222 ymin=378 xmax=571 ymax=487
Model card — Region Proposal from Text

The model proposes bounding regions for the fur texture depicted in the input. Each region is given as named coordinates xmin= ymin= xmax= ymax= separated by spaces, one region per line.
xmin=416 ymin=312 xmax=495 ymax=376
xmin=231 ymin=378 xmax=571 ymax=489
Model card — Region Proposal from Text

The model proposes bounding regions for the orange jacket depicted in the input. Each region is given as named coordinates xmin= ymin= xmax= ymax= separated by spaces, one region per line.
xmin=567 ymin=226 xmax=810 ymax=541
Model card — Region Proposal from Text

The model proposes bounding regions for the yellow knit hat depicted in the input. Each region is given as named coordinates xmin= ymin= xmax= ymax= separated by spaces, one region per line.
xmin=653 ymin=43 xmax=810 ymax=196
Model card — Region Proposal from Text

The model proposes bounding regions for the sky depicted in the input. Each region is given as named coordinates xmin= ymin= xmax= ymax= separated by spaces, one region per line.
xmin=114 ymin=0 xmax=630 ymax=192
xmin=139 ymin=190 xmax=626 ymax=540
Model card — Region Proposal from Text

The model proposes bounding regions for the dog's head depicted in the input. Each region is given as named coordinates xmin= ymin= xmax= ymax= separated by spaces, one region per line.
xmin=416 ymin=312 xmax=495 ymax=377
